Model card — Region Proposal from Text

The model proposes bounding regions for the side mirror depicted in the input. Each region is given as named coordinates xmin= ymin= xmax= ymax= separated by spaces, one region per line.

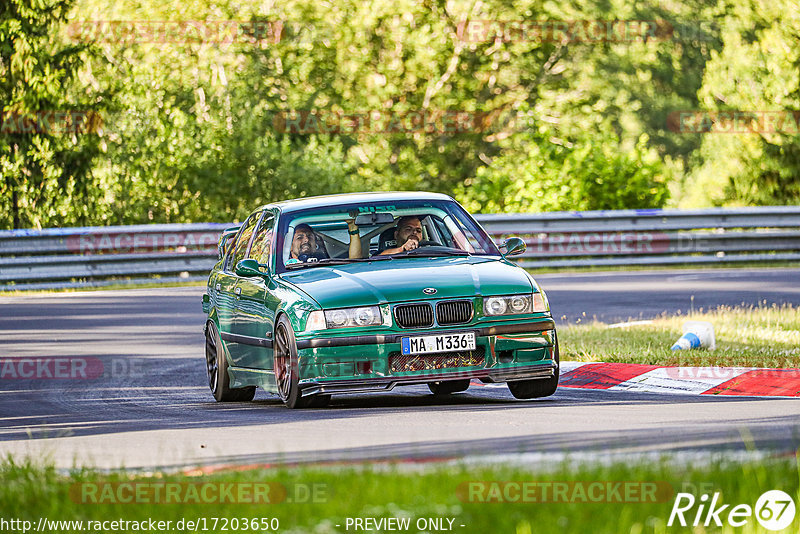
xmin=235 ymin=258 xmax=267 ymax=278
xmin=501 ymin=237 xmax=526 ymax=257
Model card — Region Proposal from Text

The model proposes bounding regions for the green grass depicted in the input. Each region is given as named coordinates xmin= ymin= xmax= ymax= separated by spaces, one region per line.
xmin=559 ymin=303 xmax=800 ymax=367
xmin=1 ymin=456 xmax=799 ymax=533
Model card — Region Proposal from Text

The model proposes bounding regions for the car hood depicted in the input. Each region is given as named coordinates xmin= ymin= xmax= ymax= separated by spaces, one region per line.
xmin=278 ymin=256 xmax=534 ymax=309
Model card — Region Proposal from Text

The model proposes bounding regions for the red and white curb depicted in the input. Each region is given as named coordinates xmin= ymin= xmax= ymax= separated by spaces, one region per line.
xmin=470 ymin=362 xmax=800 ymax=397
xmin=558 ymin=362 xmax=800 ymax=397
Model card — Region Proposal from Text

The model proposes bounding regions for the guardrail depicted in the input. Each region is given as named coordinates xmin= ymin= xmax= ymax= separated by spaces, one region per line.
xmin=482 ymin=206 xmax=800 ymax=268
xmin=1 ymin=207 xmax=798 ymax=290
xmin=0 ymin=223 xmax=229 ymax=291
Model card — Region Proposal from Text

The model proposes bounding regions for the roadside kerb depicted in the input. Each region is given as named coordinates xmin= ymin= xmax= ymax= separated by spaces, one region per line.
xmin=554 ymin=362 xmax=800 ymax=397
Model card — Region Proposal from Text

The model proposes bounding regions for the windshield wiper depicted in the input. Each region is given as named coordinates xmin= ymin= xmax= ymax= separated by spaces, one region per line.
xmin=285 ymin=256 xmax=392 ymax=270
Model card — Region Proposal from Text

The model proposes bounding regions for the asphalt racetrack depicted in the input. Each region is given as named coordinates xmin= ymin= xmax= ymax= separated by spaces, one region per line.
xmin=1 ymin=268 xmax=799 ymax=469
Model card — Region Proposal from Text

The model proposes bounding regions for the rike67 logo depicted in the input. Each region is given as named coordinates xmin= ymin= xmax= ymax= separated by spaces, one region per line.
xmin=668 ymin=490 xmax=796 ymax=531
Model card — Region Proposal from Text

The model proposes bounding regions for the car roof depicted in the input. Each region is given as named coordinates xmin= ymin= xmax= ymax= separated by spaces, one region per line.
xmin=259 ymin=191 xmax=455 ymax=214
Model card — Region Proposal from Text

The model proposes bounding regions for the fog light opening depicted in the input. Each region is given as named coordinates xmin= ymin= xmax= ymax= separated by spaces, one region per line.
xmin=356 ymin=361 xmax=372 ymax=374
xmin=498 ymin=350 xmax=514 ymax=363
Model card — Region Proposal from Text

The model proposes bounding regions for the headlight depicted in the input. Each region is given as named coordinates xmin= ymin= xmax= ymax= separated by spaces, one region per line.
xmin=510 ymin=295 xmax=530 ymax=313
xmin=484 ymin=297 xmax=510 ymax=315
xmin=483 ymin=293 xmax=548 ymax=316
xmin=323 ymin=306 xmax=382 ymax=328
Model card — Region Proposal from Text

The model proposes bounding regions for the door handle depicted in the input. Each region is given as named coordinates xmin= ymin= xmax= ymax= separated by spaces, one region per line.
xmin=234 ymin=287 xmax=242 ymax=296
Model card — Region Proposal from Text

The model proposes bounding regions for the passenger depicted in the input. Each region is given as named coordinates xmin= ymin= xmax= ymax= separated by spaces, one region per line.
xmin=289 ymin=221 xmax=362 ymax=262
xmin=346 ymin=218 xmax=362 ymax=259
xmin=289 ymin=224 xmax=326 ymax=262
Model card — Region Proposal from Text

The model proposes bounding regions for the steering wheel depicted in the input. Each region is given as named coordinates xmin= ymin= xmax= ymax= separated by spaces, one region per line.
xmin=417 ymin=239 xmax=441 ymax=247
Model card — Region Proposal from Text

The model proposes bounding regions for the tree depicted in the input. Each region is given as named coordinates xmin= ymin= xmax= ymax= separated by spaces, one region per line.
xmin=0 ymin=0 xmax=106 ymax=229
xmin=457 ymin=113 xmax=669 ymax=213
xmin=681 ymin=0 xmax=800 ymax=206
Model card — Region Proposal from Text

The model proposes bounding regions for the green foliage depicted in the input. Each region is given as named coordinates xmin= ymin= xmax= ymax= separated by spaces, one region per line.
xmin=457 ymin=119 xmax=669 ymax=213
xmin=0 ymin=0 xmax=796 ymax=228
xmin=0 ymin=0 xmax=106 ymax=229
xmin=679 ymin=0 xmax=800 ymax=207
xmin=67 ymin=0 xmax=369 ymax=224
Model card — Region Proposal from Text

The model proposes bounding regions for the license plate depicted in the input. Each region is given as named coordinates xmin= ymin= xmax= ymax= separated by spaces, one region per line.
xmin=401 ymin=332 xmax=476 ymax=355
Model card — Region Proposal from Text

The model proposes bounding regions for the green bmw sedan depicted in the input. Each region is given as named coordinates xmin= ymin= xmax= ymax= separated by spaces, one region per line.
xmin=203 ymin=191 xmax=558 ymax=408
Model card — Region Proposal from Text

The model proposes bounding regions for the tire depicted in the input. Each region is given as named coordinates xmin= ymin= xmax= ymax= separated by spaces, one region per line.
xmin=273 ymin=315 xmax=330 ymax=409
xmin=428 ymin=379 xmax=471 ymax=395
xmin=205 ymin=321 xmax=256 ymax=402
xmin=507 ymin=332 xmax=560 ymax=400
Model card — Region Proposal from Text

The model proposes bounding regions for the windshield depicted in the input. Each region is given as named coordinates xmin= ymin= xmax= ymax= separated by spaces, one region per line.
xmin=275 ymin=198 xmax=500 ymax=272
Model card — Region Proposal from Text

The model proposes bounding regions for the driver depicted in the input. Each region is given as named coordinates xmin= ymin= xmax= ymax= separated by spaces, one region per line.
xmin=290 ymin=223 xmax=327 ymax=262
xmin=379 ymin=215 xmax=423 ymax=255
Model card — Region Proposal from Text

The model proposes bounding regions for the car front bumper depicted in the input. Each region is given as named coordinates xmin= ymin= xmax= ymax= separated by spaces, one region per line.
xmin=294 ymin=318 xmax=557 ymax=397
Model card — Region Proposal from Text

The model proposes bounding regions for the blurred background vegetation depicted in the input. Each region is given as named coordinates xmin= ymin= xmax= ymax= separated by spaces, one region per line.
xmin=1 ymin=0 xmax=798 ymax=228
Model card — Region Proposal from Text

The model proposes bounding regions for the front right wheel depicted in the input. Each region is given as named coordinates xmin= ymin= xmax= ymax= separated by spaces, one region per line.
xmin=507 ymin=332 xmax=560 ymax=400
xmin=273 ymin=315 xmax=330 ymax=409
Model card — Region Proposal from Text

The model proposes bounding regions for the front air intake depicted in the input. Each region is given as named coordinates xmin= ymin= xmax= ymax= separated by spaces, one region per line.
xmin=393 ymin=303 xmax=434 ymax=328
xmin=436 ymin=300 xmax=473 ymax=326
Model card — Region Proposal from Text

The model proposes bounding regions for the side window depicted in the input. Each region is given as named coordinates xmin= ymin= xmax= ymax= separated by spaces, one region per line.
xmin=429 ymin=216 xmax=453 ymax=246
xmin=447 ymin=215 xmax=479 ymax=252
xmin=227 ymin=212 xmax=262 ymax=271
xmin=249 ymin=213 xmax=275 ymax=265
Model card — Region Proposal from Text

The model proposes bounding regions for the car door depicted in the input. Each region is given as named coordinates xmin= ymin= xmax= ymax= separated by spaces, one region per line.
xmin=231 ymin=211 xmax=278 ymax=370
xmin=216 ymin=211 xmax=262 ymax=360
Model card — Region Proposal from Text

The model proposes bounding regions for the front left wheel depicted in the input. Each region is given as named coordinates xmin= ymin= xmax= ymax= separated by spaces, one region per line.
xmin=205 ymin=321 xmax=256 ymax=402
xmin=507 ymin=331 xmax=560 ymax=400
